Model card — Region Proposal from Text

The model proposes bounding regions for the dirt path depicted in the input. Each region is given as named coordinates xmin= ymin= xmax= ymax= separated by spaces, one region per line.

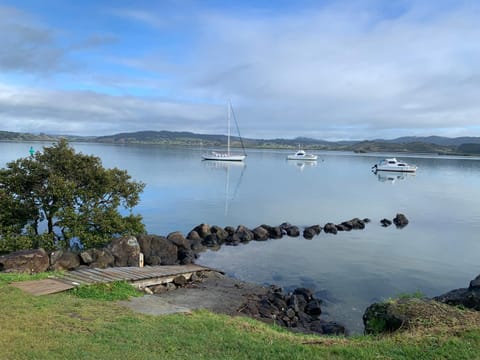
xmin=119 ymin=272 xmax=269 ymax=316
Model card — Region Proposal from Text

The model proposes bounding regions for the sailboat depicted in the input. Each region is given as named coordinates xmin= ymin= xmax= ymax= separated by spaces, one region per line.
xmin=202 ymin=102 xmax=247 ymax=161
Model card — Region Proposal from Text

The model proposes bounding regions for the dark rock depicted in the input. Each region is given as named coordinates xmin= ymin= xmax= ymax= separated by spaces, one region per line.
xmin=178 ymin=249 xmax=195 ymax=265
xmin=293 ymin=287 xmax=314 ymax=301
xmin=261 ymin=224 xmax=283 ymax=239
xmin=335 ymin=224 xmax=347 ymax=231
xmin=211 ymin=225 xmax=229 ymax=242
xmin=167 ymin=231 xmax=190 ymax=250
xmin=363 ymin=218 xmax=371 ymax=223
xmin=393 ymin=213 xmax=409 ymax=228
xmin=310 ymin=320 xmax=347 ymax=335
xmin=137 ymin=234 xmax=178 ymax=265
xmin=434 ymin=287 xmax=480 ymax=311
xmin=285 ymin=225 xmax=300 ymax=237
xmin=252 ymin=226 xmax=269 ymax=241
xmin=224 ymin=226 xmax=236 ymax=236
xmin=380 ymin=218 xmax=392 ymax=227
xmin=340 ymin=221 xmax=353 ymax=231
xmin=186 ymin=230 xmax=202 ymax=242
xmin=235 ymin=225 xmax=255 ymax=242
xmin=0 ymin=248 xmax=50 ymax=274
xmin=202 ymin=233 xmax=219 ymax=247
xmin=305 ymin=299 xmax=322 ymax=316
xmin=323 ymin=223 xmax=338 ymax=234
xmin=225 ymin=233 xmax=241 ymax=246
xmin=280 ymin=222 xmax=292 ymax=231
xmin=88 ymin=248 xmax=115 ymax=269
xmin=351 ymin=218 xmax=366 ymax=229
xmin=303 ymin=225 xmax=321 ymax=239
xmin=150 ymin=284 xmax=168 ymax=294
xmin=173 ymin=275 xmax=187 ymax=286
xmin=469 ymin=274 xmax=480 ymax=290
xmin=193 ymin=223 xmax=211 ymax=239
xmin=107 ymin=236 xmax=142 ymax=267
xmin=50 ymin=250 xmax=81 ymax=271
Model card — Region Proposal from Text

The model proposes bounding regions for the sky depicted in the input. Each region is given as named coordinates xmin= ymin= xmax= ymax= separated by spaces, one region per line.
xmin=1 ymin=0 xmax=480 ymax=141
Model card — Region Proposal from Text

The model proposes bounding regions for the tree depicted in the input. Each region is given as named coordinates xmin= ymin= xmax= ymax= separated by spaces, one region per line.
xmin=0 ymin=139 xmax=145 ymax=251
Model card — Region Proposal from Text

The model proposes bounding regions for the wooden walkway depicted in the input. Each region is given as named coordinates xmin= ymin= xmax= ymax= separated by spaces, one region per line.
xmin=10 ymin=264 xmax=212 ymax=296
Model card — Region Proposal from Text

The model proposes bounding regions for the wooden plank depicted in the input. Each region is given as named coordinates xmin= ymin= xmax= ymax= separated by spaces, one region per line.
xmin=10 ymin=279 xmax=74 ymax=296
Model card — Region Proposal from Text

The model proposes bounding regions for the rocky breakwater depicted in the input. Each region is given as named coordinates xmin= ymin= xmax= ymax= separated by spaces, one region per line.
xmin=239 ymin=285 xmax=347 ymax=335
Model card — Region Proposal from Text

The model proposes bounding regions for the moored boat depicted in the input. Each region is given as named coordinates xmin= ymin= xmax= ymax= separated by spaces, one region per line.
xmin=286 ymin=149 xmax=318 ymax=161
xmin=372 ymin=158 xmax=417 ymax=173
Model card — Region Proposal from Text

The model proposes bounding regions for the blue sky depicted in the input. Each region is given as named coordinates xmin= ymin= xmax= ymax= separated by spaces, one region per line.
xmin=1 ymin=0 xmax=479 ymax=140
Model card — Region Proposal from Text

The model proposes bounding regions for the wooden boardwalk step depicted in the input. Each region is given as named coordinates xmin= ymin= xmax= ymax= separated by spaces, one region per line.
xmin=10 ymin=264 xmax=213 ymax=296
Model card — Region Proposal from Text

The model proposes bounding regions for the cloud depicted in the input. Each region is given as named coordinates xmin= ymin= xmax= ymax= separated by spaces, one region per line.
xmin=0 ymin=6 xmax=69 ymax=74
xmin=0 ymin=83 xmax=222 ymax=136
xmin=2 ymin=1 xmax=480 ymax=140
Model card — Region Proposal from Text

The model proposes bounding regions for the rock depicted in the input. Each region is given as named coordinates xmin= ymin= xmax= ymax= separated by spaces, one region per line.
xmin=434 ymin=278 xmax=480 ymax=311
xmin=380 ymin=218 xmax=392 ymax=227
xmin=252 ymin=226 xmax=270 ymax=241
xmin=165 ymin=282 xmax=177 ymax=291
xmin=323 ymin=223 xmax=338 ymax=234
xmin=310 ymin=320 xmax=347 ymax=335
xmin=469 ymin=274 xmax=480 ymax=290
xmin=293 ymin=287 xmax=314 ymax=301
xmin=193 ymin=223 xmax=211 ymax=239
xmin=305 ymin=299 xmax=322 ymax=316
xmin=186 ymin=230 xmax=202 ymax=242
xmin=202 ymin=233 xmax=219 ymax=247
xmin=224 ymin=226 xmax=236 ymax=236
xmin=178 ymin=249 xmax=195 ymax=265
xmin=363 ymin=218 xmax=371 ymax=223
xmin=235 ymin=225 xmax=254 ymax=242
xmin=393 ymin=213 xmax=409 ymax=228
xmin=303 ymin=225 xmax=321 ymax=239
xmin=107 ymin=236 xmax=142 ymax=267
xmin=167 ymin=231 xmax=190 ymax=250
xmin=150 ymin=284 xmax=168 ymax=294
xmin=137 ymin=234 xmax=178 ymax=265
xmin=88 ymin=249 xmax=115 ymax=269
xmin=79 ymin=250 xmax=94 ymax=265
xmin=173 ymin=275 xmax=188 ymax=286
xmin=211 ymin=225 xmax=229 ymax=242
xmin=50 ymin=250 xmax=81 ymax=271
xmin=285 ymin=225 xmax=300 ymax=237
xmin=350 ymin=218 xmax=366 ymax=229
xmin=280 ymin=222 xmax=292 ymax=231
xmin=0 ymin=248 xmax=50 ymax=274
xmin=335 ymin=224 xmax=347 ymax=231
xmin=261 ymin=224 xmax=283 ymax=239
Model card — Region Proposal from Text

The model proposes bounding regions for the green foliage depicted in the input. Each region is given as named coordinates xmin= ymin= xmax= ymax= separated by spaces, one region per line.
xmin=0 ymin=139 xmax=145 ymax=251
xmin=396 ymin=291 xmax=425 ymax=300
xmin=70 ymin=281 xmax=143 ymax=301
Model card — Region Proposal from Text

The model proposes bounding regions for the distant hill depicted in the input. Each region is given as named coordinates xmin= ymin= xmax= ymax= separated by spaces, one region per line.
xmin=378 ymin=136 xmax=480 ymax=147
xmin=2 ymin=130 xmax=480 ymax=155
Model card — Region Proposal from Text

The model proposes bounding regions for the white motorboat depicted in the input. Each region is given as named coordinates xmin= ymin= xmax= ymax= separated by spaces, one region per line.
xmin=372 ymin=158 xmax=417 ymax=173
xmin=202 ymin=101 xmax=247 ymax=162
xmin=286 ymin=149 xmax=318 ymax=161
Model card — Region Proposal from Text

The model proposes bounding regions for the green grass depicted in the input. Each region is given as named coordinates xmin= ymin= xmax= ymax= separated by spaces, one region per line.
xmin=1 ymin=273 xmax=480 ymax=360
xmin=70 ymin=281 xmax=144 ymax=301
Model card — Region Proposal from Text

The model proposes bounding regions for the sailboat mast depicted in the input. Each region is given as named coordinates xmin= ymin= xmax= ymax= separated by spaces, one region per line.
xmin=227 ymin=102 xmax=231 ymax=156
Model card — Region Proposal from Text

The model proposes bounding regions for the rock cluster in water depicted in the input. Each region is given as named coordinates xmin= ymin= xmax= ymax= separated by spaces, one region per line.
xmin=239 ymin=285 xmax=347 ymax=336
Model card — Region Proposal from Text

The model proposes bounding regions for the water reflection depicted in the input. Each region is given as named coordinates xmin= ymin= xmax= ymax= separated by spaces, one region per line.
xmin=374 ymin=171 xmax=416 ymax=184
xmin=288 ymin=160 xmax=317 ymax=171
xmin=202 ymin=160 xmax=246 ymax=215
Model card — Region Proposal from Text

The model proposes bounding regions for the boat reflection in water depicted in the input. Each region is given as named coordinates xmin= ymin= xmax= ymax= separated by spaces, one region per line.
xmin=202 ymin=160 xmax=246 ymax=215
xmin=288 ymin=160 xmax=318 ymax=171
xmin=375 ymin=171 xmax=416 ymax=184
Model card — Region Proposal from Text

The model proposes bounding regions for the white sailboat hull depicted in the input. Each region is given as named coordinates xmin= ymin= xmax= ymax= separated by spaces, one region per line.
xmin=202 ymin=152 xmax=246 ymax=161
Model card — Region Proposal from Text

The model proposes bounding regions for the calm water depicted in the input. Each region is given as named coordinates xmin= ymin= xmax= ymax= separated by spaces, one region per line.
xmin=2 ymin=142 xmax=480 ymax=333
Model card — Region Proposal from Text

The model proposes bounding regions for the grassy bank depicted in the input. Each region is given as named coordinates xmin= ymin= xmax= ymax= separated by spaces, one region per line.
xmin=1 ymin=273 xmax=480 ymax=360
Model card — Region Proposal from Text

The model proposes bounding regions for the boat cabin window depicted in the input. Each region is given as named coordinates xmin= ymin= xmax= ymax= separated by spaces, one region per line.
xmin=388 ymin=161 xmax=396 ymax=164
